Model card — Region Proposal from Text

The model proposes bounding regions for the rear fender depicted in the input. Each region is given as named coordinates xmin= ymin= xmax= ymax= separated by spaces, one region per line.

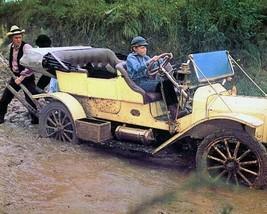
xmin=33 ymin=92 xmax=86 ymax=120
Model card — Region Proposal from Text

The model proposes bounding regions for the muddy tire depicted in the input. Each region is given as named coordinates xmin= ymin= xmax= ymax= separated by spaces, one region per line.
xmin=39 ymin=101 xmax=77 ymax=143
xmin=196 ymin=129 xmax=267 ymax=189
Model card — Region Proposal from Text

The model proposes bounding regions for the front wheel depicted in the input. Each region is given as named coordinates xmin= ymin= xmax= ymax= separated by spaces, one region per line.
xmin=196 ymin=129 xmax=267 ymax=189
xmin=39 ymin=101 xmax=77 ymax=143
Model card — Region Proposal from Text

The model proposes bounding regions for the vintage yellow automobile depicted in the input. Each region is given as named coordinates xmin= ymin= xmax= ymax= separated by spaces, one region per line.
xmin=21 ymin=47 xmax=267 ymax=189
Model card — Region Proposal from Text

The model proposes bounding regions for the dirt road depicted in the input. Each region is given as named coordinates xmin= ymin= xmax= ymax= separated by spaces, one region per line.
xmin=1 ymin=119 xmax=267 ymax=214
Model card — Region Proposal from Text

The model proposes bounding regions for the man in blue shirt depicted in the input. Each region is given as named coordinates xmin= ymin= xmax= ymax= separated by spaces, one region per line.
xmin=126 ymin=36 xmax=178 ymax=119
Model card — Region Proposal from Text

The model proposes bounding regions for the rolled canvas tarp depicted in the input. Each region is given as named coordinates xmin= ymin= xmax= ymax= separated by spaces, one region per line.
xmin=20 ymin=46 xmax=92 ymax=77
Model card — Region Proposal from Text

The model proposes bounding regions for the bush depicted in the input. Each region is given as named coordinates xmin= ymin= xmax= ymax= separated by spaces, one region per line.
xmin=0 ymin=0 xmax=266 ymax=88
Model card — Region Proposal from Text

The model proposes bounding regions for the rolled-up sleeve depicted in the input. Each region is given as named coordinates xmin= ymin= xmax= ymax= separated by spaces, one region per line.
xmin=20 ymin=44 xmax=34 ymax=77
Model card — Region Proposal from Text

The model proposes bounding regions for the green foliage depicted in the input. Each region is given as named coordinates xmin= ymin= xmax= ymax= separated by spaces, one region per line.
xmin=221 ymin=205 xmax=234 ymax=214
xmin=0 ymin=0 xmax=266 ymax=89
xmin=179 ymin=0 xmax=264 ymax=53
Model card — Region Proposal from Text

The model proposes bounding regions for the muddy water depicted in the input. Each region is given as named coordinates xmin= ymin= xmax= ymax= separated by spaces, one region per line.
xmin=0 ymin=122 xmax=267 ymax=214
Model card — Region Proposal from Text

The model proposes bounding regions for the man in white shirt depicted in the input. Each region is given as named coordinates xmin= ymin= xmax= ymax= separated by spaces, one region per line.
xmin=0 ymin=25 xmax=38 ymax=124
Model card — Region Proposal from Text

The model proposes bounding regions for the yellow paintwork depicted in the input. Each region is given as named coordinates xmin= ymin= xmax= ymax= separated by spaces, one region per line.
xmin=77 ymin=96 xmax=170 ymax=130
xmin=191 ymin=83 xmax=229 ymax=122
xmin=56 ymin=70 xmax=145 ymax=102
xmin=117 ymin=72 xmax=145 ymax=103
xmin=56 ymin=71 xmax=88 ymax=96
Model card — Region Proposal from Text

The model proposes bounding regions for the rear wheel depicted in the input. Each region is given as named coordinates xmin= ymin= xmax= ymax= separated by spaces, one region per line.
xmin=39 ymin=101 xmax=77 ymax=143
xmin=196 ymin=129 xmax=267 ymax=189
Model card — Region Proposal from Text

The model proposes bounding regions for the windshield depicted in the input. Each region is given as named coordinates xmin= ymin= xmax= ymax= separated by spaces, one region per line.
xmin=189 ymin=50 xmax=234 ymax=83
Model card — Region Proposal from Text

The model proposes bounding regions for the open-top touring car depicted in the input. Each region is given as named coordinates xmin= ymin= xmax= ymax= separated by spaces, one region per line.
xmin=18 ymin=46 xmax=267 ymax=189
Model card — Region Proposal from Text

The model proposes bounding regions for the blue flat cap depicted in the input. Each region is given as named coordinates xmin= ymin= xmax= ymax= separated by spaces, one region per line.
xmin=131 ymin=36 xmax=148 ymax=46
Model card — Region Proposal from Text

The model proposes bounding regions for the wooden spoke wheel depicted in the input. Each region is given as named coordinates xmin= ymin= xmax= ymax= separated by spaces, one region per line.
xmin=196 ymin=129 xmax=267 ymax=189
xmin=39 ymin=101 xmax=77 ymax=143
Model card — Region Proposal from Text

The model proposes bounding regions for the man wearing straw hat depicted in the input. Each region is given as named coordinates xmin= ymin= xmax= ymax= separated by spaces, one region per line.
xmin=0 ymin=25 xmax=38 ymax=124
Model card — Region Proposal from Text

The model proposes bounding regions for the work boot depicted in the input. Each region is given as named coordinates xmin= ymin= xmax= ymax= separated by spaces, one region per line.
xmin=168 ymin=105 xmax=189 ymax=120
xmin=0 ymin=115 xmax=5 ymax=124
xmin=30 ymin=114 xmax=39 ymax=124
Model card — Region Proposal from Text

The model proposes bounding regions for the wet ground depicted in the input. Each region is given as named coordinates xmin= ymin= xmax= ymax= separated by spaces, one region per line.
xmin=0 ymin=68 xmax=267 ymax=214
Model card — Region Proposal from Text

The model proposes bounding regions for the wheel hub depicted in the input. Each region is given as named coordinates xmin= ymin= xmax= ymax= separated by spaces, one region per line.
xmin=225 ymin=158 xmax=239 ymax=173
xmin=55 ymin=123 xmax=64 ymax=132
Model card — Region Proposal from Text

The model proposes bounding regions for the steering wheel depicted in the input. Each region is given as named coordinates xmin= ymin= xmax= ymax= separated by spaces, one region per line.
xmin=147 ymin=53 xmax=173 ymax=76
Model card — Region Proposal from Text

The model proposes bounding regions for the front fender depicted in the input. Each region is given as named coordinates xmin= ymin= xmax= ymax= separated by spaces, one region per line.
xmin=207 ymin=113 xmax=263 ymax=127
xmin=152 ymin=113 xmax=263 ymax=154
xmin=33 ymin=92 xmax=86 ymax=120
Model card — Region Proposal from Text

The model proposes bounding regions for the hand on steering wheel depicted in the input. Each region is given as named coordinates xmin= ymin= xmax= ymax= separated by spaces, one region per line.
xmin=147 ymin=53 xmax=173 ymax=77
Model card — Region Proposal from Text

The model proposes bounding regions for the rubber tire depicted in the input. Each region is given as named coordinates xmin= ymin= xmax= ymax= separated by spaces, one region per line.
xmin=39 ymin=101 xmax=78 ymax=143
xmin=196 ymin=129 xmax=267 ymax=189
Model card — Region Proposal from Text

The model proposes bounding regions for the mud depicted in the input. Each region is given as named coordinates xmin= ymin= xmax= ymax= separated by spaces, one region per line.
xmin=1 ymin=123 xmax=267 ymax=214
xmin=0 ymin=68 xmax=267 ymax=214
